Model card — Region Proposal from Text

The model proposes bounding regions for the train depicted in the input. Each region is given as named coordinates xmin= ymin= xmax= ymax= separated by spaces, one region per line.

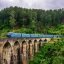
xmin=6 ymin=32 xmax=63 ymax=38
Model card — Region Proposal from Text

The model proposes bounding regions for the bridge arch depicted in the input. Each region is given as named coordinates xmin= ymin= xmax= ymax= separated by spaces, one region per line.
xmin=21 ymin=41 xmax=28 ymax=64
xmin=2 ymin=41 xmax=12 ymax=64
xmin=13 ymin=41 xmax=20 ymax=64
xmin=44 ymin=39 xmax=47 ymax=42
xmin=38 ymin=39 xmax=43 ymax=50
xmin=28 ymin=40 xmax=33 ymax=59
xmin=34 ymin=40 xmax=38 ymax=54
xmin=3 ymin=41 xmax=11 ymax=48
xmin=21 ymin=41 xmax=27 ymax=56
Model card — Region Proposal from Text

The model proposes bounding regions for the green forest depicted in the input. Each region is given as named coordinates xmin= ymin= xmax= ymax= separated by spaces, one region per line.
xmin=0 ymin=6 xmax=64 ymax=38
xmin=29 ymin=39 xmax=64 ymax=64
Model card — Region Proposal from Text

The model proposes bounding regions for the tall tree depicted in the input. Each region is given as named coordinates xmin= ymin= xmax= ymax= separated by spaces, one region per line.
xmin=9 ymin=10 xmax=16 ymax=29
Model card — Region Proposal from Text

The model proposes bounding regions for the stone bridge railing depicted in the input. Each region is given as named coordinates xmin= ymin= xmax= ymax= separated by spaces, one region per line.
xmin=0 ymin=38 xmax=51 ymax=64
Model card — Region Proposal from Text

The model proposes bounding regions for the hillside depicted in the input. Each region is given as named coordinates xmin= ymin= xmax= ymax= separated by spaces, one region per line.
xmin=0 ymin=7 xmax=64 ymax=38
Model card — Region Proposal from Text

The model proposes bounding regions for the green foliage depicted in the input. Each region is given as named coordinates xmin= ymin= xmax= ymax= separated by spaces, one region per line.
xmin=13 ymin=28 xmax=33 ymax=33
xmin=0 ymin=7 xmax=64 ymax=38
xmin=48 ymin=24 xmax=64 ymax=34
xmin=29 ymin=40 xmax=64 ymax=64
xmin=9 ymin=10 xmax=16 ymax=29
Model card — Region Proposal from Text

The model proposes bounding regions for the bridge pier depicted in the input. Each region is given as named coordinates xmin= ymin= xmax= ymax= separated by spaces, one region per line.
xmin=34 ymin=40 xmax=38 ymax=54
xmin=0 ymin=53 xmax=2 ymax=64
xmin=13 ymin=41 xmax=20 ymax=64
xmin=22 ymin=41 xmax=28 ymax=64
xmin=28 ymin=40 xmax=33 ymax=60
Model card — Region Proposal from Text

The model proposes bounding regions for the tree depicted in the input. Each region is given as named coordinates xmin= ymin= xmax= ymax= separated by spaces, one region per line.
xmin=9 ymin=10 xmax=16 ymax=29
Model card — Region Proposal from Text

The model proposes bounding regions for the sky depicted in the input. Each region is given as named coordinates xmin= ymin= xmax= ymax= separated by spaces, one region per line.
xmin=0 ymin=0 xmax=64 ymax=10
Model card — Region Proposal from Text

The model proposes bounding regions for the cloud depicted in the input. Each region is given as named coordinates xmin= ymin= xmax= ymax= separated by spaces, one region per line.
xmin=0 ymin=0 xmax=64 ymax=10
xmin=31 ymin=0 xmax=64 ymax=9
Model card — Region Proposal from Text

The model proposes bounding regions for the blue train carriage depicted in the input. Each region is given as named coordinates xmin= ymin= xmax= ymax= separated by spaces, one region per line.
xmin=30 ymin=34 xmax=39 ymax=38
xmin=38 ymin=34 xmax=43 ymax=38
xmin=7 ymin=32 xmax=21 ymax=38
xmin=38 ymin=34 xmax=54 ymax=38
xmin=21 ymin=34 xmax=42 ymax=38
xmin=53 ymin=35 xmax=59 ymax=38
xmin=7 ymin=32 xmax=39 ymax=38
xmin=46 ymin=35 xmax=54 ymax=38
xmin=7 ymin=32 xmax=13 ymax=38
xmin=7 ymin=32 xmax=63 ymax=38
xmin=21 ymin=33 xmax=30 ymax=38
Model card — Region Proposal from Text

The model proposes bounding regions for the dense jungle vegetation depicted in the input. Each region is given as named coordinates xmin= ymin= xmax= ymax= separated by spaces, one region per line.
xmin=0 ymin=6 xmax=64 ymax=38
xmin=29 ymin=39 xmax=64 ymax=64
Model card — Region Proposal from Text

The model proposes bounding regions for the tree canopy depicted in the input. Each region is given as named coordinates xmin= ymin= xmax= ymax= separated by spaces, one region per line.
xmin=0 ymin=6 xmax=64 ymax=38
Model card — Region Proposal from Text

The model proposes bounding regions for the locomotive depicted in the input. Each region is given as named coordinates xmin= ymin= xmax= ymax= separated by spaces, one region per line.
xmin=6 ymin=32 xmax=63 ymax=38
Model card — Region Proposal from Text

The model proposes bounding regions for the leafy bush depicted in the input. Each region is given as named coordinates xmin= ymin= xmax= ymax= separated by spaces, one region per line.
xmin=29 ymin=40 xmax=64 ymax=64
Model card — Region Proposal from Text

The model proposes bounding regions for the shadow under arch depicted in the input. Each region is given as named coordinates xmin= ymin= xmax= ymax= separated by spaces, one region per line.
xmin=13 ymin=41 xmax=21 ymax=64
xmin=22 ymin=41 xmax=26 ymax=44
xmin=28 ymin=40 xmax=32 ymax=49
xmin=3 ymin=41 xmax=12 ymax=64
xmin=22 ymin=41 xmax=27 ymax=54
xmin=34 ymin=40 xmax=38 ymax=54
xmin=39 ymin=39 xmax=43 ymax=48
xmin=3 ymin=41 xmax=11 ymax=48
xmin=44 ymin=39 xmax=47 ymax=42
xmin=34 ymin=40 xmax=37 ymax=43
xmin=14 ymin=41 xmax=20 ymax=46
xmin=28 ymin=40 xmax=33 ymax=59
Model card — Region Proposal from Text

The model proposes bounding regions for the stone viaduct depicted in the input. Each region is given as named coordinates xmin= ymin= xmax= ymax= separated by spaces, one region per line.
xmin=0 ymin=38 xmax=51 ymax=64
